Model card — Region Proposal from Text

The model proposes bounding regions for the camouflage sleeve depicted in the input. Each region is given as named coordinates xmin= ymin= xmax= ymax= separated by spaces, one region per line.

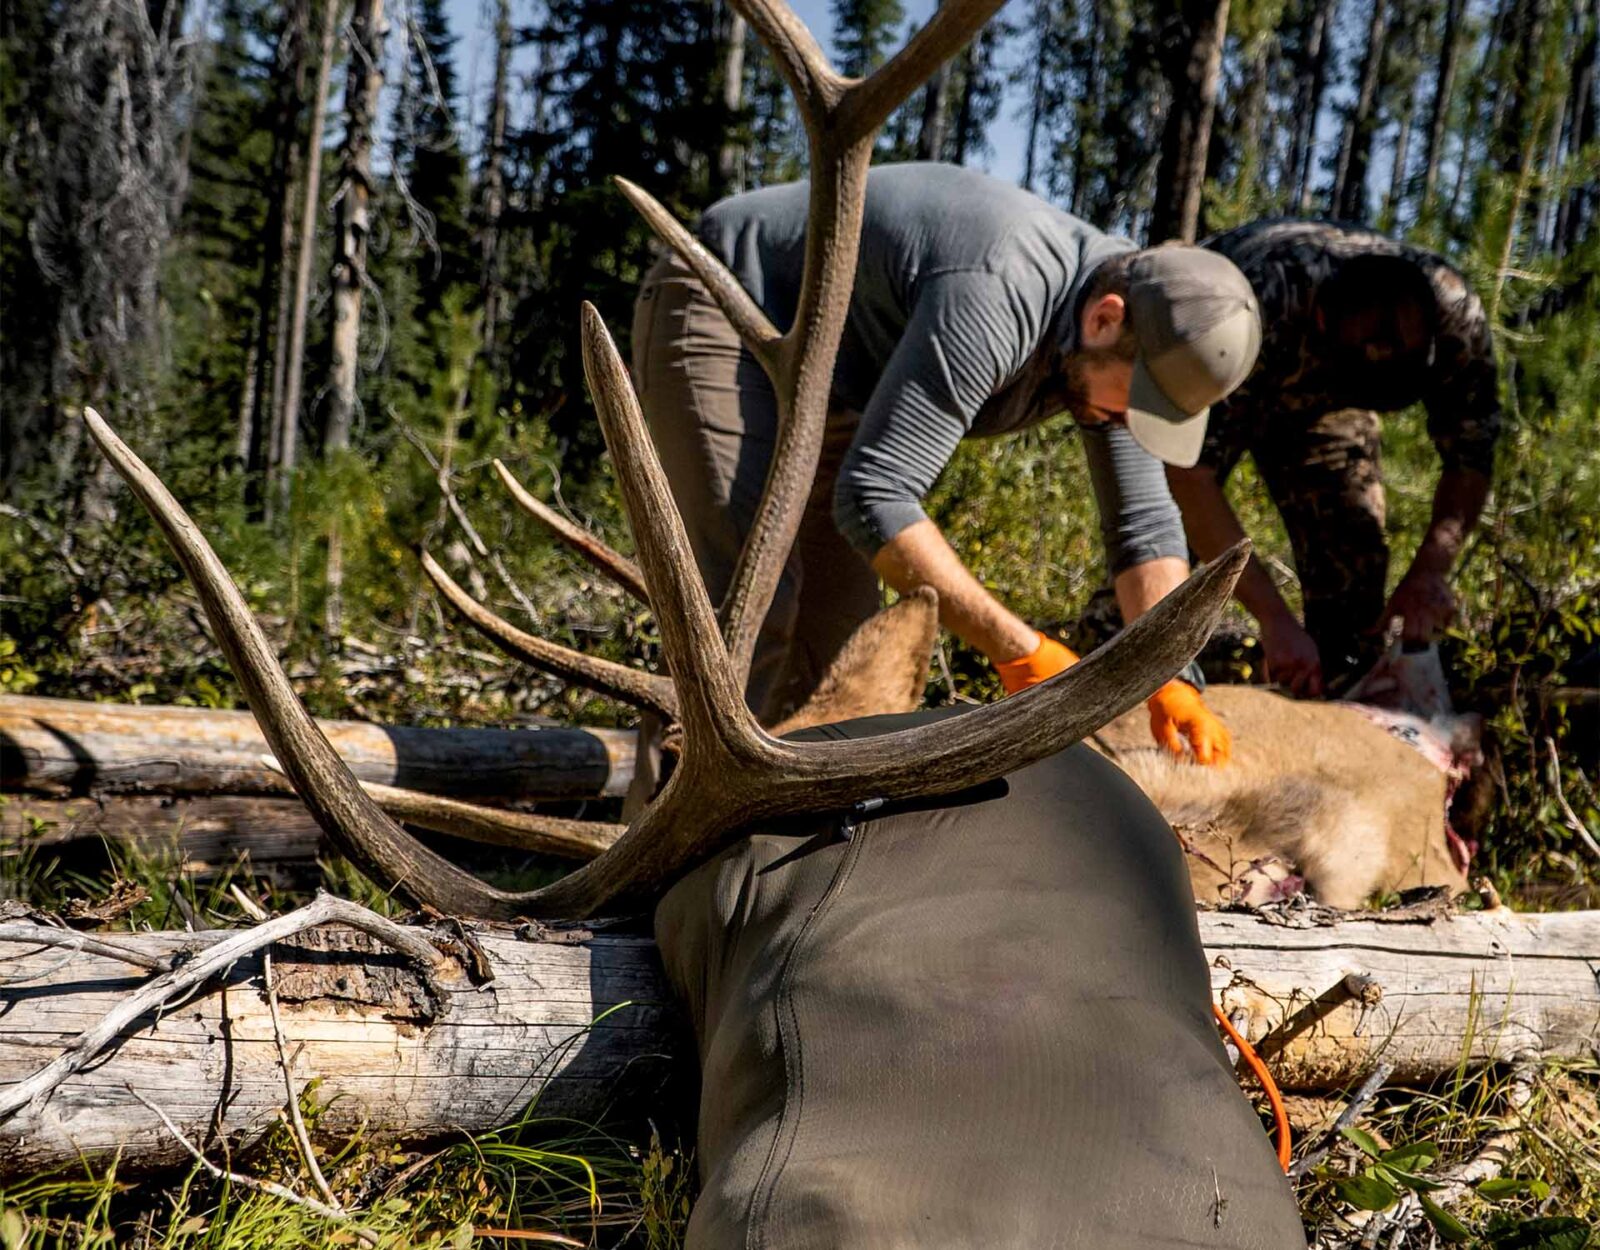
xmin=1196 ymin=392 xmax=1263 ymax=477
xmin=1423 ymin=274 xmax=1502 ymax=477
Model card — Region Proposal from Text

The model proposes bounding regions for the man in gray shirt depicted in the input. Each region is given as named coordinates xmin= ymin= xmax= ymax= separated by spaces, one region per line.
xmin=631 ymin=163 xmax=1260 ymax=762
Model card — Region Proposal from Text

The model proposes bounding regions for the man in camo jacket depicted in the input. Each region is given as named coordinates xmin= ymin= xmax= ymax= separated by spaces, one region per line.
xmin=1166 ymin=219 xmax=1502 ymax=695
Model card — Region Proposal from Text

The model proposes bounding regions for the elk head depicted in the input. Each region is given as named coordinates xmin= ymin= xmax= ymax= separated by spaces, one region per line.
xmin=84 ymin=0 xmax=1249 ymax=921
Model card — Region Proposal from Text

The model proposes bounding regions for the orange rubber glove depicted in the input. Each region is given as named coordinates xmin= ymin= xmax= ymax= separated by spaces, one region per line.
xmin=993 ymin=633 xmax=1080 ymax=694
xmin=1148 ymin=680 xmax=1232 ymax=765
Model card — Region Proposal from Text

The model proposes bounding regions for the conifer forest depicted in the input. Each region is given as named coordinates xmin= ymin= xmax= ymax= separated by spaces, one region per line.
xmin=0 ymin=0 xmax=1597 ymax=1244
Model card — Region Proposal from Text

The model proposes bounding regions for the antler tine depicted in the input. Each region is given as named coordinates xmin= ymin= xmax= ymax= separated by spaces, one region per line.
xmin=359 ymin=780 xmax=623 ymax=860
xmin=710 ymin=0 xmax=1004 ymax=686
xmin=839 ymin=0 xmax=1007 ymax=140
xmin=420 ymin=548 xmax=679 ymax=721
xmin=492 ymin=459 xmax=651 ymax=604
xmin=612 ymin=178 xmax=781 ymax=377
xmin=578 ymin=304 xmax=763 ymax=755
xmin=728 ymin=0 xmax=844 ymax=117
xmin=82 ymin=407 xmax=533 ymax=919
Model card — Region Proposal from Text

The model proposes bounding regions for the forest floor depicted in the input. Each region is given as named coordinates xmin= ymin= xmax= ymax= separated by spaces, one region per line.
xmin=2 ymin=378 xmax=1595 ymax=1246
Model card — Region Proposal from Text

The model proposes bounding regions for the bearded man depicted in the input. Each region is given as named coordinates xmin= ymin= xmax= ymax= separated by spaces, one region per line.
xmin=632 ymin=162 xmax=1261 ymax=761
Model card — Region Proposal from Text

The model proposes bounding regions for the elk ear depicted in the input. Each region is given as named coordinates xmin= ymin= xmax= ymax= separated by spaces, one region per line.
xmin=770 ymin=588 xmax=939 ymax=736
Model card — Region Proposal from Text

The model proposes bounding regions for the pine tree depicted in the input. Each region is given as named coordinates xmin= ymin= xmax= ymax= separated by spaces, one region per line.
xmin=1331 ymin=0 xmax=1390 ymax=220
xmin=395 ymin=0 xmax=472 ymax=314
xmin=1150 ymin=0 xmax=1233 ymax=241
xmin=476 ymin=0 xmax=513 ymax=362
xmin=169 ymin=0 xmax=278 ymax=474
xmin=944 ymin=15 xmax=1012 ymax=164
xmin=325 ymin=0 xmax=387 ymax=459
xmin=508 ymin=0 xmax=729 ymax=463
xmin=743 ymin=33 xmax=805 ymax=187
xmin=832 ymin=0 xmax=906 ymax=78
xmin=22 ymin=0 xmax=194 ymax=515
xmin=1418 ymin=0 xmax=1466 ymax=207
xmin=1282 ymin=0 xmax=1337 ymax=211
xmin=276 ymin=0 xmax=339 ymax=513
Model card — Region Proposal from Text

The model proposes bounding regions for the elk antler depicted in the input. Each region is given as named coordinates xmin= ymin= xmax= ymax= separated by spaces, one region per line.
xmin=492 ymin=459 xmax=650 ymax=604
xmin=85 ymin=0 xmax=1249 ymax=920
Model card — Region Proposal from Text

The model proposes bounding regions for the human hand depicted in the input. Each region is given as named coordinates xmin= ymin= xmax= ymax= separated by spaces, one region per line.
xmin=1381 ymin=566 xmax=1456 ymax=642
xmin=993 ymin=633 xmax=1080 ymax=694
xmin=1148 ymin=680 xmax=1233 ymax=765
xmin=1260 ymin=615 xmax=1324 ymax=697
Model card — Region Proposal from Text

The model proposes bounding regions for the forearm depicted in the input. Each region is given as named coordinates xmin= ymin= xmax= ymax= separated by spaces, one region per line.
xmin=1113 ymin=557 xmax=1189 ymax=621
xmin=1410 ymin=467 xmax=1490 ymax=575
xmin=869 ymin=519 xmax=1039 ymax=662
xmin=1165 ymin=466 xmax=1295 ymax=627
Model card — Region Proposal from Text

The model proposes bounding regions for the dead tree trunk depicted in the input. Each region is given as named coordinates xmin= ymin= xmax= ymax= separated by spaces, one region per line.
xmin=1382 ymin=82 xmax=1419 ymax=226
xmin=715 ymin=2 xmax=749 ymax=193
xmin=917 ymin=62 xmax=952 ymax=160
xmin=323 ymin=0 xmax=386 ymax=637
xmin=1 ymin=906 xmax=1593 ymax=1178
xmin=0 ymin=920 xmax=675 ymax=1179
xmin=1 ymin=795 xmax=325 ymax=882
xmin=0 ymin=695 xmax=637 ymax=800
xmin=324 ymin=0 xmax=384 ymax=458
xmin=1149 ymin=0 xmax=1232 ymax=243
xmin=476 ymin=0 xmax=512 ymax=362
xmin=243 ymin=0 xmax=309 ymax=521
xmin=276 ymin=0 xmax=341 ymax=521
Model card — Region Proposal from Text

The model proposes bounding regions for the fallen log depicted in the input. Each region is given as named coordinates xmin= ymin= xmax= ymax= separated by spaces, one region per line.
xmin=1 ymin=794 xmax=324 ymax=882
xmin=0 ymin=904 xmax=1593 ymax=1178
xmin=0 ymin=695 xmax=638 ymax=800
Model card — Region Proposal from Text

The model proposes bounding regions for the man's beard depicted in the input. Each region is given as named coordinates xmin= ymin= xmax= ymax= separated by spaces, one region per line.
xmin=1057 ymin=339 xmax=1136 ymax=425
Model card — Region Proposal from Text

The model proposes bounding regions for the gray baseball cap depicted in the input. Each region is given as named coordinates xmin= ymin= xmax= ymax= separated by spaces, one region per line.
xmin=1123 ymin=247 xmax=1262 ymax=468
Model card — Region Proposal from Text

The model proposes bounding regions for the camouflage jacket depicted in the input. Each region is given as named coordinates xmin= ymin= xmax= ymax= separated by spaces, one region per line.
xmin=1200 ymin=219 xmax=1502 ymax=477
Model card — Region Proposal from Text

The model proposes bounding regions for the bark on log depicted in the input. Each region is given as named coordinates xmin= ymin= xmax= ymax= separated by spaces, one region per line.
xmin=1206 ymin=906 xmax=1599 ymax=1089
xmin=0 ymin=794 xmax=325 ymax=882
xmin=0 ymin=696 xmax=637 ymax=800
xmin=0 ymin=906 xmax=1593 ymax=1178
xmin=0 ymin=923 xmax=677 ymax=1179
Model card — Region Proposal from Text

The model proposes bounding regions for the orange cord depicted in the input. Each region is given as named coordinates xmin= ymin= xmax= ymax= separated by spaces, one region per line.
xmin=1213 ymin=1002 xmax=1293 ymax=1172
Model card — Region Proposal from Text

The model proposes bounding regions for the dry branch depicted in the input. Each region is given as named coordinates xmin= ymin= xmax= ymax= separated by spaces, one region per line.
xmin=1 ymin=904 xmax=1593 ymax=1178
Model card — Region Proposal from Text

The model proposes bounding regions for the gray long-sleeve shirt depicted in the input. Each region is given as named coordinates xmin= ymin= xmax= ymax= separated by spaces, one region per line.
xmin=696 ymin=162 xmax=1190 ymax=576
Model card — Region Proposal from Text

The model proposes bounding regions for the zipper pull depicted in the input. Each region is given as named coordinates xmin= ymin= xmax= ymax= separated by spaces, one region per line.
xmin=839 ymin=796 xmax=885 ymax=841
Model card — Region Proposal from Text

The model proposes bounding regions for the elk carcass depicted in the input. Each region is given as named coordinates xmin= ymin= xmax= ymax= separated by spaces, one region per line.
xmin=68 ymin=1 xmax=1309 ymax=1246
xmin=1093 ymin=683 xmax=1471 ymax=909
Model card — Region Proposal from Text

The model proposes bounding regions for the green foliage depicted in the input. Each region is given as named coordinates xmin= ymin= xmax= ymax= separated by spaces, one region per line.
xmin=831 ymin=0 xmax=906 ymax=78
xmin=1299 ymin=1060 xmax=1599 ymax=1245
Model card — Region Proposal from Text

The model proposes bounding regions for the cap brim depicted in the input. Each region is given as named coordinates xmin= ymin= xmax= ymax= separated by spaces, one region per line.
xmin=1125 ymin=356 xmax=1209 ymax=468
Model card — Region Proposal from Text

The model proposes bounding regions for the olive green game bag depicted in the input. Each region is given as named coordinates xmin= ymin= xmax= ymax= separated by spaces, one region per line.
xmin=655 ymin=711 xmax=1306 ymax=1250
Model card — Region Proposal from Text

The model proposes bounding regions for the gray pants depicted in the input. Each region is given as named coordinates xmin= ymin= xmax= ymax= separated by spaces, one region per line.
xmin=631 ymin=254 xmax=883 ymax=722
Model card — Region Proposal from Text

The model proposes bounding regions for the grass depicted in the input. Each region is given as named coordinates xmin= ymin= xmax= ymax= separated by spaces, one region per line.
xmin=0 ymin=1118 xmax=694 ymax=1248
xmin=1290 ymin=1061 xmax=1599 ymax=1247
